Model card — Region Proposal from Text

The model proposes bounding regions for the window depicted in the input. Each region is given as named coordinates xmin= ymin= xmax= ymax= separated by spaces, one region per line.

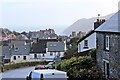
xmin=50 ymin=52 xmax=53 ymax=56
xmin=34 ymin=54 xmax=37 ymax=59
xmin=103 ymin=59 xmax=109 ymax=78
xmin=57 ymin=52 xmax=60 ymax=57
xmin=105 ymin=35 xmax=110 ymax=50
xmin=43 ymin=54 xmax=45 ymax=57
xmin=13 ymin=56 xmax=16 ymax=60
xmin=15 ymin=47 xmax=19 ymax=52
xmin=23 ymin=56 xmax=26 ymax=60
xmin=18 ymin=56 xmax=20 ymax=58
xmin=84 ymin=40 xmax=88 ymax=49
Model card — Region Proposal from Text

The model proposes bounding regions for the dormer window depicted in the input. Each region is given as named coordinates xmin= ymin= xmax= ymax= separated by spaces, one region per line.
xmin=84 ymin=40 xmax=88 ymax=49
xmin=15 ymin=47 xmax=19 ymax=52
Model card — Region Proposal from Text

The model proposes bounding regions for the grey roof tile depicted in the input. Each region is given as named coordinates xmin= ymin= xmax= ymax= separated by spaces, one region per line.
xmin=47 ymin=42 xmax=65 ymax=52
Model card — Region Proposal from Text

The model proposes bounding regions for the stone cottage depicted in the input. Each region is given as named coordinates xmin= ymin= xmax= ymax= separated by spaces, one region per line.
xmin=95 ymin=11 xmax=120 ymax=79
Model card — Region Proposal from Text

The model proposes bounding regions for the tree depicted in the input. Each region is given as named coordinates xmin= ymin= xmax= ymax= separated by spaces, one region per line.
xmin=64 ymin=37 xmax=79 ymax=59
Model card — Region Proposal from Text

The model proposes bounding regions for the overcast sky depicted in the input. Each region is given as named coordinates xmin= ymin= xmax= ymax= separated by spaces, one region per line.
xmin=0 ymin=0 xmax=119 ymax=34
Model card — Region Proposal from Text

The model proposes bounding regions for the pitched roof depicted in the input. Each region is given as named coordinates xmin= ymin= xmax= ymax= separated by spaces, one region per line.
xmin=47 ymin=42 xmax=65 ymax=52
xmin=12 ymin=45 xmax=30 ymax=55
xmin=30 ymin=42 xmax=46 ymax=53
xmin=12 ymin=40 xmax=26 ymax=46
xmin=2 ymin=46 xmax=11 ymax=59
xmin=30 ymin=39 xmax=59 ymax=53
xmin=95 ymin=11 xmax=120 ymax=32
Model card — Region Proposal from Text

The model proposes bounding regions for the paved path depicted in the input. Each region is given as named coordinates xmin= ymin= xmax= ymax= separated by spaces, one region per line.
xmin=0 ymin=67 xmax=34 ymax=80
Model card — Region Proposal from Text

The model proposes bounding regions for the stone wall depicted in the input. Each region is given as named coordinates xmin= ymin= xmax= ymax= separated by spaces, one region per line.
xmin=96 ymin=32 xmax=120 ymax=79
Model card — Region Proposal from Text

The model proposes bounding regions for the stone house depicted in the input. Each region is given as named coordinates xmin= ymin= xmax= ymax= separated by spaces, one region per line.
xmin=95 ymin=11 xmax=120 ymax=79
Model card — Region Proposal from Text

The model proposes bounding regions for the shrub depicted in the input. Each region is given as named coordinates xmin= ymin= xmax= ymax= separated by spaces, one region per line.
xmin=58 ymin=56 xmax=102 ymax=80
xmin=90 ymin=48 xmax=96 ymax=63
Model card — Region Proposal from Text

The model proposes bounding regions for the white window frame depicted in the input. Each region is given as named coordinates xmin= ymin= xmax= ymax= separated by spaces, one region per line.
xmin=103 ymin=59 xmax=109 ymax=78
xmin=105 ymin=35 xmax=110 ymax=50
xmin=84 ymin=40 xmax=88 ymax=48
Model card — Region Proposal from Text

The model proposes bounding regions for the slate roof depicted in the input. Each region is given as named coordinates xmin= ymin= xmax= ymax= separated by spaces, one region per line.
xmin=30 ymin=42 xmax=46 ymax=53
xmin=12 ymin=45 xmax=30 ymax=55
xmin=95 ymin=11 xmax=120 ymax=33
xmin=11 ymin=40 xmax=30 ymax=55
xmin=12 ymin=40 xmax=26 ymax=46
xmin=2 ymin=46 xmax=11 ymax=59
xmin=30 ymin=39 xmax=58 ymax=53
xmin=47 ymin=42 xmax=65 ymax=52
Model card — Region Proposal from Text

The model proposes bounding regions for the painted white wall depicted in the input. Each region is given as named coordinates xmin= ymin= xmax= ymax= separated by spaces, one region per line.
xmin=11 ymin=55 xmax=30 ymax=63
xmin=29 ymin=52 xmax=64 ymax=62
xmin=78 ymin=32 xmax=96 ymax=52
xmin=11 ymin=46 xmax=65 ymax=62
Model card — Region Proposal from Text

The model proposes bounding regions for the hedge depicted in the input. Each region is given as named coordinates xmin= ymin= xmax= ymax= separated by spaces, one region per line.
xmin=3 ymin=61 xmax=48 ymax=71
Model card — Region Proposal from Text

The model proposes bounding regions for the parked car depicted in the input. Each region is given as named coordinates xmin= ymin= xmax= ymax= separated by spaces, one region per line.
xmin=26 ymin=69 xmax=68 ymax=80
xmin=34 ymin=65 xmax=46 ymax=70
xmin=44 ymin=62 xmax=53 ymax=69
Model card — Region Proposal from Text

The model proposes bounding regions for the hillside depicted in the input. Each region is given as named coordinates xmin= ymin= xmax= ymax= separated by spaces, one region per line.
xmin=63 ymin=13 xmax=114 ymax=35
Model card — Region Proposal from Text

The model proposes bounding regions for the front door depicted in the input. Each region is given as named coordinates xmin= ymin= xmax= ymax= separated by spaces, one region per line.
xmin=106 ymin=63 xmax=109 ymax=78
xmin=103 ymin=60 xmax=109 ymax=79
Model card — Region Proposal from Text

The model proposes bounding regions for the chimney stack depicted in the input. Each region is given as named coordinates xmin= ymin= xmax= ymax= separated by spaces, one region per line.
xmin=94 ymin=19 xmax=105 ymax=30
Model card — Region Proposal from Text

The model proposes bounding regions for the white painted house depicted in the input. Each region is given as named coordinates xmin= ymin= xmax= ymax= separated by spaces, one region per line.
xmin=46 ymin=42 xmax=65 ymax=61
xmin=78 ymin=31 xmax=96 ymax=53
xmin=6 ymin=38 xmax=66 ymax=63
xmin=78 ymin=19 xmax=106 ymax=53
xmin=30 ymin=39 xmax=66 ymax=62
xmin=10 ymin=40 xmax=31 ymax=63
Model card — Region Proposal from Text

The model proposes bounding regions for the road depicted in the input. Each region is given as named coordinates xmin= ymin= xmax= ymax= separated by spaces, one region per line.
xmin=0 ymin=66 xmax=34 ymax=80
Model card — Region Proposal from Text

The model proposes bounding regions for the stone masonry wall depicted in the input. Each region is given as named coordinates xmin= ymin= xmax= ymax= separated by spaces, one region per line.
xmin=96 ymin=32 xmax=120 ymax=79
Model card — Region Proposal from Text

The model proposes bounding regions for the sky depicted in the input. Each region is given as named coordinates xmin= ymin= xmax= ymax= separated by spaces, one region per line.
xmin=0 ymin=0 xmax=119 ymax=34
